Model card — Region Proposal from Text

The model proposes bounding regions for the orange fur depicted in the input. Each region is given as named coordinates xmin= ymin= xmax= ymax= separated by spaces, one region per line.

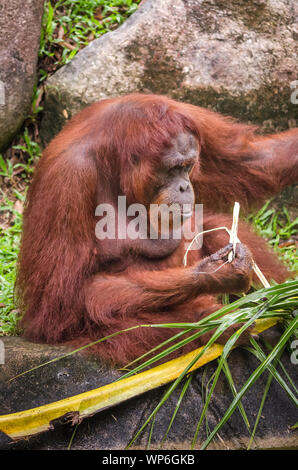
xmin=16 ymin=94 xmax=297 ymax=365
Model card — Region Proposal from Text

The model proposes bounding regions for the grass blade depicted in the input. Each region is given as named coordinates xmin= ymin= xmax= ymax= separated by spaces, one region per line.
xmin=221 ymin=358 xmax=251 ymax=431
xmin=200 ymin=316 xmax=298 ymax=450
xmin=247 ymin=342 xmax=286 ymax=450
xmin=159 ymin=373 xmax=193 ymax=448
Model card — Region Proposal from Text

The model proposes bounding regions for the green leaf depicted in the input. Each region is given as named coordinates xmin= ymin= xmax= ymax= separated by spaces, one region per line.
xmin=0 ymin=154 xmax=7 ymax=173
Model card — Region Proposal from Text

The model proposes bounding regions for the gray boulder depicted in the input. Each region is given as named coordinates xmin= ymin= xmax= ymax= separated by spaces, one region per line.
xmin=41 ymin=0 xmax=298 ymax=145
xmin=0 ymin=0 xmax=44 ymax=151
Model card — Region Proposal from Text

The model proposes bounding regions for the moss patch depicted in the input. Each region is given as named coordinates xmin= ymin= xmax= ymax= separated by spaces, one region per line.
xmin=188 ymin=0 xmax=291 ymax=34
xmin=172 ymin=84 xmax=297 ymax=132
xmin=125 ymin=37 xmax=185 ymax=95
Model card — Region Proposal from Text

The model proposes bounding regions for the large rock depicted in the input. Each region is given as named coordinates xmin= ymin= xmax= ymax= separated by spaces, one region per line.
xmin=41 ymin=0 xmax=298 ymax=145
xmin=0 ymin=0 xmax=44 ymax=151
xmin=0 ymin=334 xmax=297 ymax=450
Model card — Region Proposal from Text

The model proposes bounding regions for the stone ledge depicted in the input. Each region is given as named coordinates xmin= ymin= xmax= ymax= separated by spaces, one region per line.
xmin=0 ymin=335 xmax=297 ymax=450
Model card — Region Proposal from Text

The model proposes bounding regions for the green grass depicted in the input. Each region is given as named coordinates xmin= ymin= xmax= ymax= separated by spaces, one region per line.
xmin=248 ymin=200 xmax=298 ymax=273
xmin=0 ymin=192 xmax=24 ymax=334
xmin=0 ymin=109 xmax=41 ymax=335
xmin=0 ymin=130 xmax=42 ymax=183
xmin=39 ymin=0 xmax=141 ymax=76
